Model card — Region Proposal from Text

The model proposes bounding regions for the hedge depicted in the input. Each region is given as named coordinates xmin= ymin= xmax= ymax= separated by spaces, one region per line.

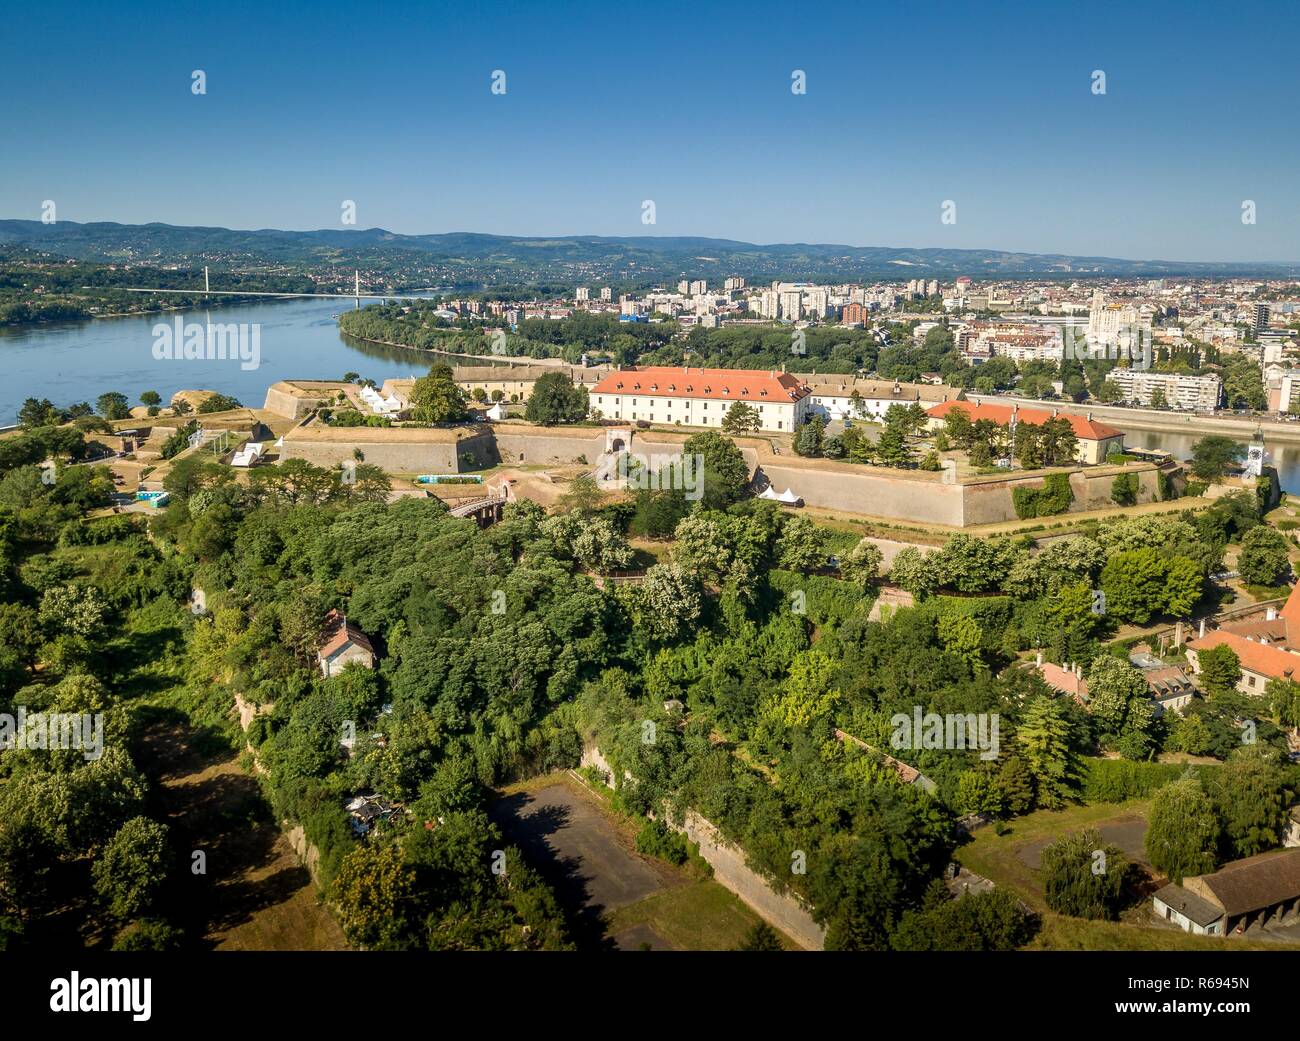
xmin=1080 ymin=757 xmax=1217 ymax=803
xmin=1012 ymin=472 xmax=1073 ymax=519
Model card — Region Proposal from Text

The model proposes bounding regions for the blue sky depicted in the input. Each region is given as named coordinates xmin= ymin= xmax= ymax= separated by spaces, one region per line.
xmin=4 ymin=0 xmax=1299 ymax=261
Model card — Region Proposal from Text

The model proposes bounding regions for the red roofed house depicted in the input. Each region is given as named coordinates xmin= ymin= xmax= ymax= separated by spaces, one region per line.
xmin=1186 ymin=584 xmax=1300 ymax=697
xmin=318 ymin=609 xmax=376 ymax=678
xmin=925 ymin=400 xmax=1125 ymax=465
xmin=590 ymin=366 xmax=813 ymax=432
xmin=1035 ymin=656 xmax=1090 ymax=704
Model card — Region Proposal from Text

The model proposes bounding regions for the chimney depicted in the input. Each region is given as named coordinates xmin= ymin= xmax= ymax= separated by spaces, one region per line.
xmin=1174 ymin=620 xmax=1184 ymax=646
xmin=1075 ymin=663 xmax=1083 ymax=678
xmin=1267 ymin=607 xmax=1278 ymax=621
xmin=1198 ymin=618 xmax=1206 ymax=638
xmin=1086 ymin=412 xmax=1093 ymax=421
xmin=1036 ymin=651 xmax=1043 ymax=667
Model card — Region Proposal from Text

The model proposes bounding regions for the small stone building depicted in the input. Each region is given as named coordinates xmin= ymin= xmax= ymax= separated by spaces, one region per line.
xmin=317 ymin=610 xmax=376 ymax=678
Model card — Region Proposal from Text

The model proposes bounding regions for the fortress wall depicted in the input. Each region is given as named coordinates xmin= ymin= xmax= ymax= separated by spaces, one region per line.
xmin=490 ymin=430 xmax=609 ymax=466
xmin=961 ymin=464 xmax=1163 ymax=526
xmin=279 ymin=420 xmax=1169 ymax=527
xmin=263 ymin=385 xmax=331 ymax=420
xmin=759 ymin=463 xmax=967 ymax=526
xmin=281 ymin=435 xmax=485 ymax=473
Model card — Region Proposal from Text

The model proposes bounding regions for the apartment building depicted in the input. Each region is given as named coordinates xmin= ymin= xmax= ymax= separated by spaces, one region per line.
xmin=1103 ymin=369 xmax=1222 ymax=411
xmin=590 ymin=366 xmax=813 ymax=431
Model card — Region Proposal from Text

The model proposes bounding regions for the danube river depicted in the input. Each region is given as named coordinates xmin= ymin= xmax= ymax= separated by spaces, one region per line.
xmin=0 ymin=297 xmax=439 ymax=425
xmin=3 ymin=300 xmax=1296 ymax=492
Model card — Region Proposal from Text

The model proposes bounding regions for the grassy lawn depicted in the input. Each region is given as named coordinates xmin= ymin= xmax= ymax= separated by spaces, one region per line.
xmin=955 ymin=798 xmax=1153 ymax=913
xmin=607 ymin=879 xmax=797 ymax=951
xmin=1027 ymin=914 xmax=1299 ymax=951
xmin=960 ymin=799 xmax=1300 ymax=951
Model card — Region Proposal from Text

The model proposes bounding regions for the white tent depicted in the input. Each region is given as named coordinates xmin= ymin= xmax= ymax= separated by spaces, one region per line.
xmin=230 ymin=442 xmax=264 ymax=468
xmin=758 ymin=485 xmax=803 ymax=505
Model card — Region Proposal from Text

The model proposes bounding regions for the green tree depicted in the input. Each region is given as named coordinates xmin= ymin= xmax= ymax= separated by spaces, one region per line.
xmin=1144 ymin=777 xmax=1218 ymax=884
xmin=1042 ymin=829 xmax=1131 ymax=920
xmin=91 ymin=817 xmax=170 ymax=919
xmin=525 ymin=372 xmax=588 ymax=425
xmin=682 ymin=430 xmax=749 ymax=503
xmin=409 ymin=363 xmax=468 ymax=424
xmin=1195 ymin=643 xmax=1241 ymax=699
xmin=721 ymin=400 xmax=760 ymax=434
xmin=1268 ymin=677 xmax=1300 ymax=731
xmin=95 ymin=392 xmax=130 ymax=420
xmin=839 ymin=538 xmax=883 ymax=587
xmin=1237 ymin=525 xmax=1291 ymax=587
xmin=1016 ymin=695 xmax=1080 ymax=808
xmin=332 ymin=843 xmax=419 ymax=949
xmin=997 ymin=755 xmax=1036 ymax=815
xmin=633 ymin=563 xmax=703 ymax=643
xmin=736 ymin=921 xmax=784 ymax=951
xmin=793 ymin=416 xmax=825 ymax=457
xmin=1190 ymin=436 xmax=1245 ymax=481
xmin=775 ymin=515 xmax=828 ymax=572
xmin=889 ymin=546 xmax=941 ymax=599
xmin=1205 ymin=752 xmax=1289 ymax=859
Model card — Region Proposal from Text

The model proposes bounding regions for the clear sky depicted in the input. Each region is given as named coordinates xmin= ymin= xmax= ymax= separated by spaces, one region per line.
xmin=4 ymin=0 xmax=1299 ymax=262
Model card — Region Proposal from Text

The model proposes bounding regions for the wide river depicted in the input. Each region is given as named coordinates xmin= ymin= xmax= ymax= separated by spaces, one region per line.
xmin=0 ymin=296 xmax=438 ymax=425
xmin=2 ymin=298 xmax=1296 ymax=492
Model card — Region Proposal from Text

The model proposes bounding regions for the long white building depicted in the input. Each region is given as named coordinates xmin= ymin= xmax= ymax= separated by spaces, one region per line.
xmin=590 ymin=366 xmax=813 ymax=432
xmin=1103 ymin=369 xmax=1222 ymax=411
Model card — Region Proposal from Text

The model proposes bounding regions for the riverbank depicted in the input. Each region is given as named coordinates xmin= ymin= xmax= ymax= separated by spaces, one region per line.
xmin=336 ymin=328 xmax=562 ymax=368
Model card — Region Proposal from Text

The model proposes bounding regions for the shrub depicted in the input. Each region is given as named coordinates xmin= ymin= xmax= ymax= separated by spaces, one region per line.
xmin=1012 ymin=473 xmax=1073 ymax=519
xmin=1080 ymin=758 xmax=1199 ymax=803
xmin=1111 ymin=473 xmax=1138 ymax=506
xmin=635 ymin=818 xmax=688 ymax=865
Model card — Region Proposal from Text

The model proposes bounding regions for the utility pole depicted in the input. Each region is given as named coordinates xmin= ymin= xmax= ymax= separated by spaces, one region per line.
xmin=204 ymin=266 xmax=210 ymax=293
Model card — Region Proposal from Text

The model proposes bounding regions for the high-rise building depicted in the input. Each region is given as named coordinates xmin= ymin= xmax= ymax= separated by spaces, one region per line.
xmin=1255 ymin=302 xmax=1271 ymax=332
xmin=842 ymin=302 xmax=870 ymax=326
xmin=677 ymin=280 xmax=690 ymax=294
xmin=576 ymin=287 xmax=590 ymax=302
xmin=599 ymin=287 xmax=613 ymax=302
xmin=689 ymin=279 xmax=708 ymax=296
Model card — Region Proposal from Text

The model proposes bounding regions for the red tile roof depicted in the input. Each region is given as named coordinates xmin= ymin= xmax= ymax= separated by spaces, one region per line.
xmin=1188 ymin=583 xmax=1300 ymax=681
xmin=925 ymin=399 xmax=1123 ymax=441
xmin=591 ymin=366 xmax=810 ymax=404
xmin=1038 ymin=662 xmax=1089 ymax=700
xmin=1280 ymin=582 xmax=1300 ymax=626
xmin=1187 ymin=629 xmax=1300 ymax=681
xmin=319 ymin=609 xmax=375 ymax=660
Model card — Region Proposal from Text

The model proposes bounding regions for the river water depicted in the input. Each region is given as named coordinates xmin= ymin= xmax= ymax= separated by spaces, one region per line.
xmin=0 ymin=297 xmax=438 ymax=425
xmin=1116 ymin=429 xmax=1300 ymax=495
xmin=4 ymin=301 xmax=1296 ymax=492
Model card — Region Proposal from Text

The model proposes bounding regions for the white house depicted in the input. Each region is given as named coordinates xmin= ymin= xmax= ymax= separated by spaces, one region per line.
xmin=590 ymin=366 xmax=813 ymax=432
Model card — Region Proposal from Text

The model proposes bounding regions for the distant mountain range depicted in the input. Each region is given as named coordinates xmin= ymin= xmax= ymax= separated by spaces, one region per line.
xmin=3 ymin=219 xmax=1298 ymax=284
